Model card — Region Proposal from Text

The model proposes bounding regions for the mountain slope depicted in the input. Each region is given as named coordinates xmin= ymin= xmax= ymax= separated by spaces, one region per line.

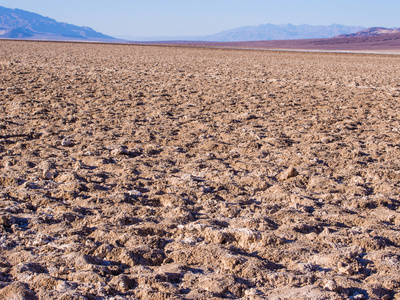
xmin=201 ymin=23 xmax=365 ymax=42
xmin=335 ymin=27 xmax=400 ymax=38
xmin=0 ymin=6 xmax=116 ymax=41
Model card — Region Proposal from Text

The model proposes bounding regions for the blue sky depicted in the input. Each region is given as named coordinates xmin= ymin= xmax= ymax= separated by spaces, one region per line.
xmin=1 ymin=0 xmax=399 ymax=37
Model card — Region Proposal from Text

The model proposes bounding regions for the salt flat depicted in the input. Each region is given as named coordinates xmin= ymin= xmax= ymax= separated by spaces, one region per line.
xmin=1 ymin=40 xmax=400 ymax=299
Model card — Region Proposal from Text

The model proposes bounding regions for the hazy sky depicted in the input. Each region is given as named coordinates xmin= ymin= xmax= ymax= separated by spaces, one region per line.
xmin=1 ymin=0 xmax=399 ymax=37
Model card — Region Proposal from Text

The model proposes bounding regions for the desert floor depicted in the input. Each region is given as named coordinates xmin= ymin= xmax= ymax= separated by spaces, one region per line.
xmin=0 ymin=40 xmax=400 ymax=300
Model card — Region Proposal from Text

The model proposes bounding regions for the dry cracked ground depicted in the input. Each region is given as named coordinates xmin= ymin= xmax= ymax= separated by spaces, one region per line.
xmin=0 ymin=40 xmax=400 ymax=300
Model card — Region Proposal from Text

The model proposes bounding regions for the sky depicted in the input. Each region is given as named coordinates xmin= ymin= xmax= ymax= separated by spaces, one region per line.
xmin=1 ymin=0 xmax=399 ymax=38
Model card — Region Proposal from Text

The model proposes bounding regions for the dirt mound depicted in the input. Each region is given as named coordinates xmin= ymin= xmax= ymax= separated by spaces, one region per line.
xmin=0 ymin=40 xmax=400 ymax=299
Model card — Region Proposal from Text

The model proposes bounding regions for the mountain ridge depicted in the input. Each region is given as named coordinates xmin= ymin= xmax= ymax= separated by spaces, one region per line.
xmin=119 ymin=24 xmax=366 ymax=42
xmin=335 ymin=27 xmax=400 ymax=38
xmin=202 ymin=23 xmax=365 ymax=42
xmin=0 ymin=6 xmax=116 ymax=41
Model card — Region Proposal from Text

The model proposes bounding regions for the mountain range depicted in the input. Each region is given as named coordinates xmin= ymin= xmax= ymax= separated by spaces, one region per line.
xmin=200 ymin=23 xmax=366 ymax=42
xmin=0 ymin=6 xmax=116 ymax=41
xmin=119 ymin=24 xmax=366 ymax=42
xmin=0 ymin=5 xmax=399 ymax=46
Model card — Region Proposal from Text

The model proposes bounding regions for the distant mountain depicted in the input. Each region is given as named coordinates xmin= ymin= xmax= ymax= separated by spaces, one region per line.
xmin=335 ymin=27 xmax=400 ymax=38
xmin=0 ymin=6 xmax=117 ymax=41
xmin=201 ymin=24 xmax=365 ymax=42
xmin=124 ymin=24 xmax=365 ymax=42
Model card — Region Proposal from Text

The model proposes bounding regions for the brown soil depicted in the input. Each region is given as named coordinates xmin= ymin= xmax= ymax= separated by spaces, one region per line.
xmin=1 ymin=40 xmax=400 ymax=300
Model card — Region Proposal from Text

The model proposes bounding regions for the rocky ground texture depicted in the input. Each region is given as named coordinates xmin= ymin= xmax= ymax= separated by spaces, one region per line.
xmin=0 ymin=40 xmax=400 ymax=299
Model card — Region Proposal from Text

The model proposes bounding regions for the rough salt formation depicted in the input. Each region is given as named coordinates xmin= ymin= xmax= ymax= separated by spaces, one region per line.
xmin=0 ymin=40 xmax=400 ymax=299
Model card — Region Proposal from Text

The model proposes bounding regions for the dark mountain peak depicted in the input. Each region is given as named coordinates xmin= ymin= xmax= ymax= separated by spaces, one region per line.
xmin=0 ymin=5 xmax=116 ymax=41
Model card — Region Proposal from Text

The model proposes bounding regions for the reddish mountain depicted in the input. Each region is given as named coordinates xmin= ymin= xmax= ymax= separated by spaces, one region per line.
xmin=335 ymin=27 xmax=400 ymax=38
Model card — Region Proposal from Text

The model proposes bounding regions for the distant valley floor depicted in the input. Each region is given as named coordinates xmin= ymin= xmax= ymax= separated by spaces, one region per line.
xmin=147 ymin=33 xmax=400 ymax=53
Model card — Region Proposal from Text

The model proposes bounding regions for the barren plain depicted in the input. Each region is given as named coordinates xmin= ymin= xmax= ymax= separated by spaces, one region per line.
xmin=164 ymin=33 xmax=400 ymax=53
xmin=0 ymin=40 xmax=400 ymax=300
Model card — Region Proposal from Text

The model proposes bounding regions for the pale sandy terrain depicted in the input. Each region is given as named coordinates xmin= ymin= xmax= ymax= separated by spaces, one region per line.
xmin=0 ymin=40 xmax=400 ymax=300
